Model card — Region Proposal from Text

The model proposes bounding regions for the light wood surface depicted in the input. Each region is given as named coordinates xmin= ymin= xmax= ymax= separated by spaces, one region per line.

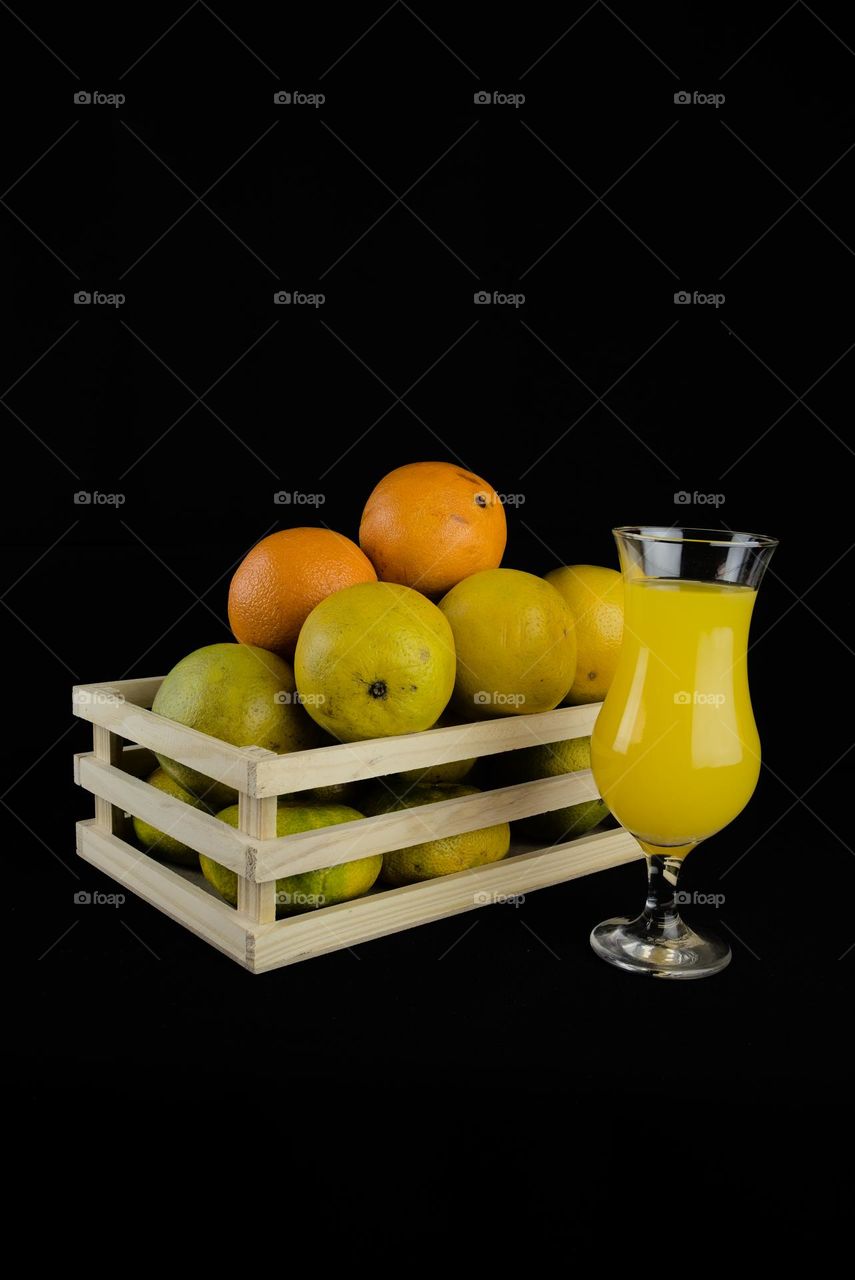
xmin=76 ymin=818 xmax=642 ymax=973
xmin=236 ymin=793 xmax=277 ymax=923
xmin=75 ymin=752 xmax=254 ymax=873
xmin=76 ymin=820 xmax=251 ymax=966
xmin=250 ymin=702 xmax=602 ymax=797
xmin=255 ymin=770 xmax=602 ymax=879
xmin=73 ymin=684 xmax=274 ymax=795
xmin=93 ymin=725 xmax=123 ymax=836
xmin=251 ymin=825 xmax=642 ymax=972
xmin=74 ymin=676 xmax=165 ymax=708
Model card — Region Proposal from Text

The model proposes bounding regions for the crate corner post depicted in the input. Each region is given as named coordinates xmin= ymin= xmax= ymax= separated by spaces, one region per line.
xmin=92 ymin=724 xmax=124 ymax=836
xmin=236 ymin=791 xmax=277 ymax=925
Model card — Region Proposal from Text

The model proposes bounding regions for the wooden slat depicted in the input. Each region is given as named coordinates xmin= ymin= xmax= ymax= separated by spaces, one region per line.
xmin=236 ymin=794 xmax=277 ymax=922
xmin=250 ymin=702 xmax=602 ymax=798
xmin=76 ymin=821 xmax=251 ymax=967
xmin=255 ymin=769 xmax=603 ymax=880
xmin=74 ymin=676 xmax=165 ymax=708
xmin=75 ymin=743 xmax=158 ymax=784
xmin=250 ymin=827 xmax=642 ymax=973
xmin=72 ymin=686 xmax=271 ymax=796
xmin=76 ymin=754 xmax=254 ymax=874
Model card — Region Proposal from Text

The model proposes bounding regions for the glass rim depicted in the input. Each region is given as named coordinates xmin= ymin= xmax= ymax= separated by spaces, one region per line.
xmin=614 ymin=524 xmax=778 ymax=549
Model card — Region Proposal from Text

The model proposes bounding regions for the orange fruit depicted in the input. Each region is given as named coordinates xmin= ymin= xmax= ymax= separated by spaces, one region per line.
xmin=359 ymin=461 xmax=507 ymax=597
xmin=544 ymin=565 xmax=623 ymax=703
xmin=228 ymin=528 xmax=376 ymax=658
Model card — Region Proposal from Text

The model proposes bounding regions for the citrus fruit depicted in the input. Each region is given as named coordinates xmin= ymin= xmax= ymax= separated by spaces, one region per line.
xmin=228 ymin=527 xmax=376 ymax=658
xmin=152 ymin=643 xmax=320 ymax=809
xmin=359 ymin=461 xmax=507 ymax=597
xmin=493 ymin=736 xmax=609 ymax=843
xmin=132 ymin=767 xmax=210 ymax=868
xmin=295 ymin=581 xmax=455 ymax=742
xmin=545 ymin=565 xmax=623 ymax=703
xmin=361 ymin=782 xmax=510 ymax=884
xmin=200 ymin=802 xmax=381 ymax=913
xmin=438 ymin=568 xmax=577 ymax=718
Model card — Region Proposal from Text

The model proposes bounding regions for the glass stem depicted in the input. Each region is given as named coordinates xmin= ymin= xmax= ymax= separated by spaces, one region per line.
xmin=642 ymin=854 xmax=687 ymax=941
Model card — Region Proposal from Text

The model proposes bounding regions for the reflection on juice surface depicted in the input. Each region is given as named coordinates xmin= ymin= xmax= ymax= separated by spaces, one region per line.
xmin=591 ymin=579 xmax=760 ymax=848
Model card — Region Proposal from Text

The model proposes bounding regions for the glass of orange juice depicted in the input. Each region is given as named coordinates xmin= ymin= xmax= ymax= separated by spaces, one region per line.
xmin=590 ymin=526 xmax=778 ymax=979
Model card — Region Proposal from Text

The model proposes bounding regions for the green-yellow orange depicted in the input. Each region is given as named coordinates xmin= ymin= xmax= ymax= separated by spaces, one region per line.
xmin=132 ymin=767 xmax=210 ymax=868
xmin=152 ymin=642 xmax=319 ymax=809
xmin=493 ymin=736 xmax=609 ymax=842
xmin=295 ymin=581 xmax=456 ymax=743
xmin=439 ymin=568 xmax=577 ymax=718
xmin=361 ymin=782 xmax=510 ymax=885
xmin=200 ymin=802 xmax=381 ymax=914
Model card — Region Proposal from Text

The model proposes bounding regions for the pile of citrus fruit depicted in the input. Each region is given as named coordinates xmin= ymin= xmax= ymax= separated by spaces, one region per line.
xmin=132 ymin=461 xmax=625 ymax=915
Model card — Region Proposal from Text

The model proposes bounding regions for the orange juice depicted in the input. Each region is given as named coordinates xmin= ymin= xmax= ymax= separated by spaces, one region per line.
xmin=591 ymin=578 xmax=760 ymax=852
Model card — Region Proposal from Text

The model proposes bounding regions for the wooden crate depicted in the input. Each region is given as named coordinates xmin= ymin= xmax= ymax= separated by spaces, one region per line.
xmin=72 ymin=678 xmax=642 ymax=972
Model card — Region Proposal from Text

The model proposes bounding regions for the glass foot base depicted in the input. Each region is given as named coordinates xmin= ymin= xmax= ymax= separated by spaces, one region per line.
xmin=590 ymin=914 xmax=731 ymax=980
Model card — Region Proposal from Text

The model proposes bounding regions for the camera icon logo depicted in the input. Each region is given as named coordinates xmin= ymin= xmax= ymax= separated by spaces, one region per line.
xmin=74 ymin=890 xmax=92 ymax=904
xmin=674 ymin=890 xmax=691 ymax=905
xmin=474 ymin=91 xmax=491 ymax=105
xmin=273 ymin=291 xmax=292 ymax=305
xmin=674 ymin=291 xmax=691 ymax=305
xmin=474 ymin=290 xmax=491 ymax=305
xmin=74 ymin=291 xmax=92 ymax=305
xmin=274 ymin=491 xmax=291 ymax=504
xmin=273 ymin=91 xmax=292 ymax=105
xmin=674 ymin=690 xmax=691 ymax=705
xmin=73 ymin=491 xmax=92 ymax=504
xmin=674 ymin=91 xmax=691 ymax=105
xmin=474 ymin=690 xmax=491 ymax=705
xmin=74 ymin=91 xmax=92 ymax=105
xmin=673 ymin=490 xmax=691 ymax=504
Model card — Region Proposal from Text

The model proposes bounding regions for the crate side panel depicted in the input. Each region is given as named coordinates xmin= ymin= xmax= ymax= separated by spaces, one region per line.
xmin=76 ymin=755 xmax=254 ymax=874
xmin=76 ymin=820 xmax=250 ymax=966
xmin=256 ymin=770 xmax=602 ymax=879
xmin=252 ymin=827 xmax=641 ymax=971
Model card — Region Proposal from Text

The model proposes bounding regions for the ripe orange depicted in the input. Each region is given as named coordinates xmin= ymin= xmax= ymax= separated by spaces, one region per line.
xmin=359 ymin=461 xmax=507 ymax=597
xmin=228 ymin=527 xmax=376 ymax=658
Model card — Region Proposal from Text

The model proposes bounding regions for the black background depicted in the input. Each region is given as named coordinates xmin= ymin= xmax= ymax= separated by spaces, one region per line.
xmin=4 ymin=2 xmax=854 ymax=1194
